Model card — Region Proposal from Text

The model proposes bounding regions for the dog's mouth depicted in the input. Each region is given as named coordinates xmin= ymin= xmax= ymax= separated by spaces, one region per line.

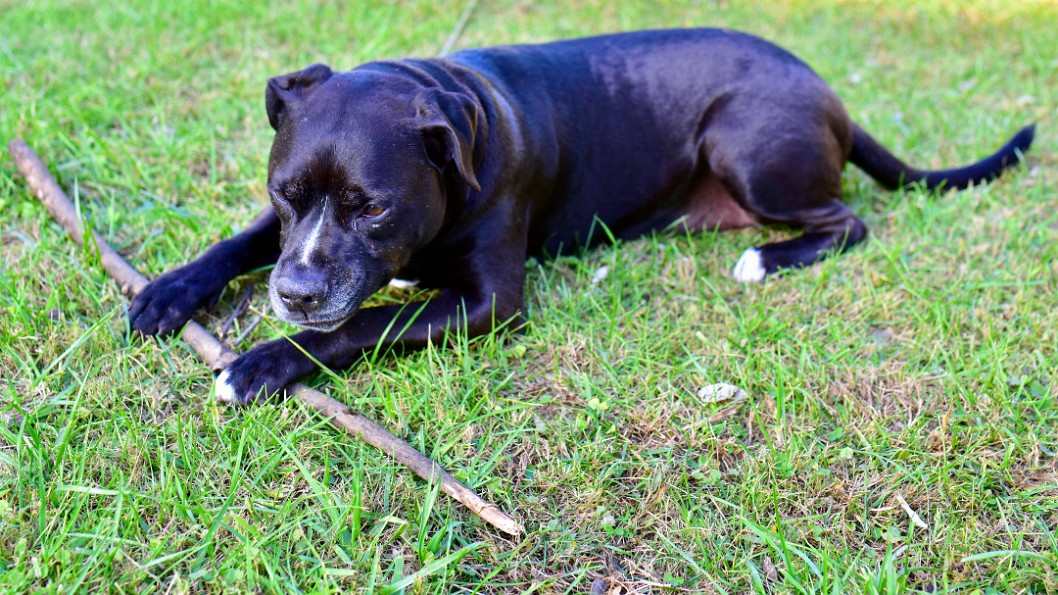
xmin=272 ymin=305 xmax=357 ymax=332
xmin=297 ymin=317 xmax=351 ymax=332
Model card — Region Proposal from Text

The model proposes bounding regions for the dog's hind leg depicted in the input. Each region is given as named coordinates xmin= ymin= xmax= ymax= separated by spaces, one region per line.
xmin=129 ymin=208 xmax=281 ymax=335
xmin=702 ymin=98 xmax=867 ymax=282
xmin=725 ymin=163 xmax=868 ymax=282
xmin=731 ymin=207 xmax=867 ymax=282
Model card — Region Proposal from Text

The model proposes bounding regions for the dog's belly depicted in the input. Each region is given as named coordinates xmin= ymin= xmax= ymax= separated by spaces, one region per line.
xmin=528 ymin=173 xmax=758 ymax=257
xmin=678 ymin=173 xmax=759 ymax=232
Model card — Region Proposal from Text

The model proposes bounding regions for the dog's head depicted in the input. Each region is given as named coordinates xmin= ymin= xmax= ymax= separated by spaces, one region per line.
xmin=262 ymin=63 xmax=483 ymax=331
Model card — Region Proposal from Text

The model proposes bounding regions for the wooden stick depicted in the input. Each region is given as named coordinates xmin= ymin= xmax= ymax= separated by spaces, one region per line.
xmin=8 ymin=138 xmax=523 ymax=537
xmin=438 ymin=0 xmax=478 ymax=57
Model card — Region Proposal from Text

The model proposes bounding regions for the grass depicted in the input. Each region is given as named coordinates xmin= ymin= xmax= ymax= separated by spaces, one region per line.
xmin=1 ymin=0 xmax=1057 ymax=592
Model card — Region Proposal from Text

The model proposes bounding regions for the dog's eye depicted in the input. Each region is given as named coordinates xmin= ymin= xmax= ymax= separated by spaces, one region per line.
xmin=362 ymin=203 xmax=385 ymax=218
xmin=270 ymin=189 xmax=289 ymax=204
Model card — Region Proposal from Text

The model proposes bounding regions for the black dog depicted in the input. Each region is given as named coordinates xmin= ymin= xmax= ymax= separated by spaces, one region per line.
xmin=129 ymin=29 xmax=1035 ymax=404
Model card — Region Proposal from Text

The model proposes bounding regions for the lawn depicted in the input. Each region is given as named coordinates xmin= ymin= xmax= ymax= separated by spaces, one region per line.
xmin=1 ymin=0 xmax=1057 ymax=592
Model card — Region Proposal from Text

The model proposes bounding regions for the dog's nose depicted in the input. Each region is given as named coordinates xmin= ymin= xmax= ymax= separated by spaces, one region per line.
xmin=274 ymin=274 xmax=327 ymax=314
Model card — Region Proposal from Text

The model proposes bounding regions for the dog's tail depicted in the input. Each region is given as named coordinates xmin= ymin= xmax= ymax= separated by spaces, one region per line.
xmin=849 ymin=123 xmax=1035 ymax=191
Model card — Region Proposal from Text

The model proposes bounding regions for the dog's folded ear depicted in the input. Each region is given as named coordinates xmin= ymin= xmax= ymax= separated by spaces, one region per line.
xmin=415 ymin=89 xmax=484 ymax=192
xmin=266 ymin=63 xmax=334 ymax=131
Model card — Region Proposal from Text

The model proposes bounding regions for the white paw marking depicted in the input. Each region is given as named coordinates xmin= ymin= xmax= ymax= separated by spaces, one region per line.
xmin=214 ymin=369 xmax=238 ymax=404
xmin=732 ymin=248 xmax=766 ymax=283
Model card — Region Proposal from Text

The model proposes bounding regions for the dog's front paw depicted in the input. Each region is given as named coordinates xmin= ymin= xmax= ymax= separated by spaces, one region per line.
xmin=214 ymin=339 xmax=314 ymax=405
xmin=129 ymin=265 xmax=224 ymax=335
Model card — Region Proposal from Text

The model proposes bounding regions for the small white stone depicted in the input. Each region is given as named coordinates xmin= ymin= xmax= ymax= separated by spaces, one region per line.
xmin=214 ymin=369 xmax=238 ymax=404
xmin=697 ymin=383 xmax=748 ymax=403
xmin=1015 ymin=95 xmax=1037 ymax=108
xmin=732 ymin=248 xmax=766 ymax=283
xmin=590 ymin=265 xmax=609 ymax=286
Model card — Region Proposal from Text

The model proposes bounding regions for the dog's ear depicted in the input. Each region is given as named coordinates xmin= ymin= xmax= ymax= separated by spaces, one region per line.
xmin=266 ymin=63 xmax=334 ymax=131
xmin=415 ymin=89 xmax=483 ymax=192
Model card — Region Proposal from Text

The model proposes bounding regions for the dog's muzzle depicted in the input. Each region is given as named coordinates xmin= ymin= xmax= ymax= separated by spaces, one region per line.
xmin=270 ymin=270 xmax=354 ymax=332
